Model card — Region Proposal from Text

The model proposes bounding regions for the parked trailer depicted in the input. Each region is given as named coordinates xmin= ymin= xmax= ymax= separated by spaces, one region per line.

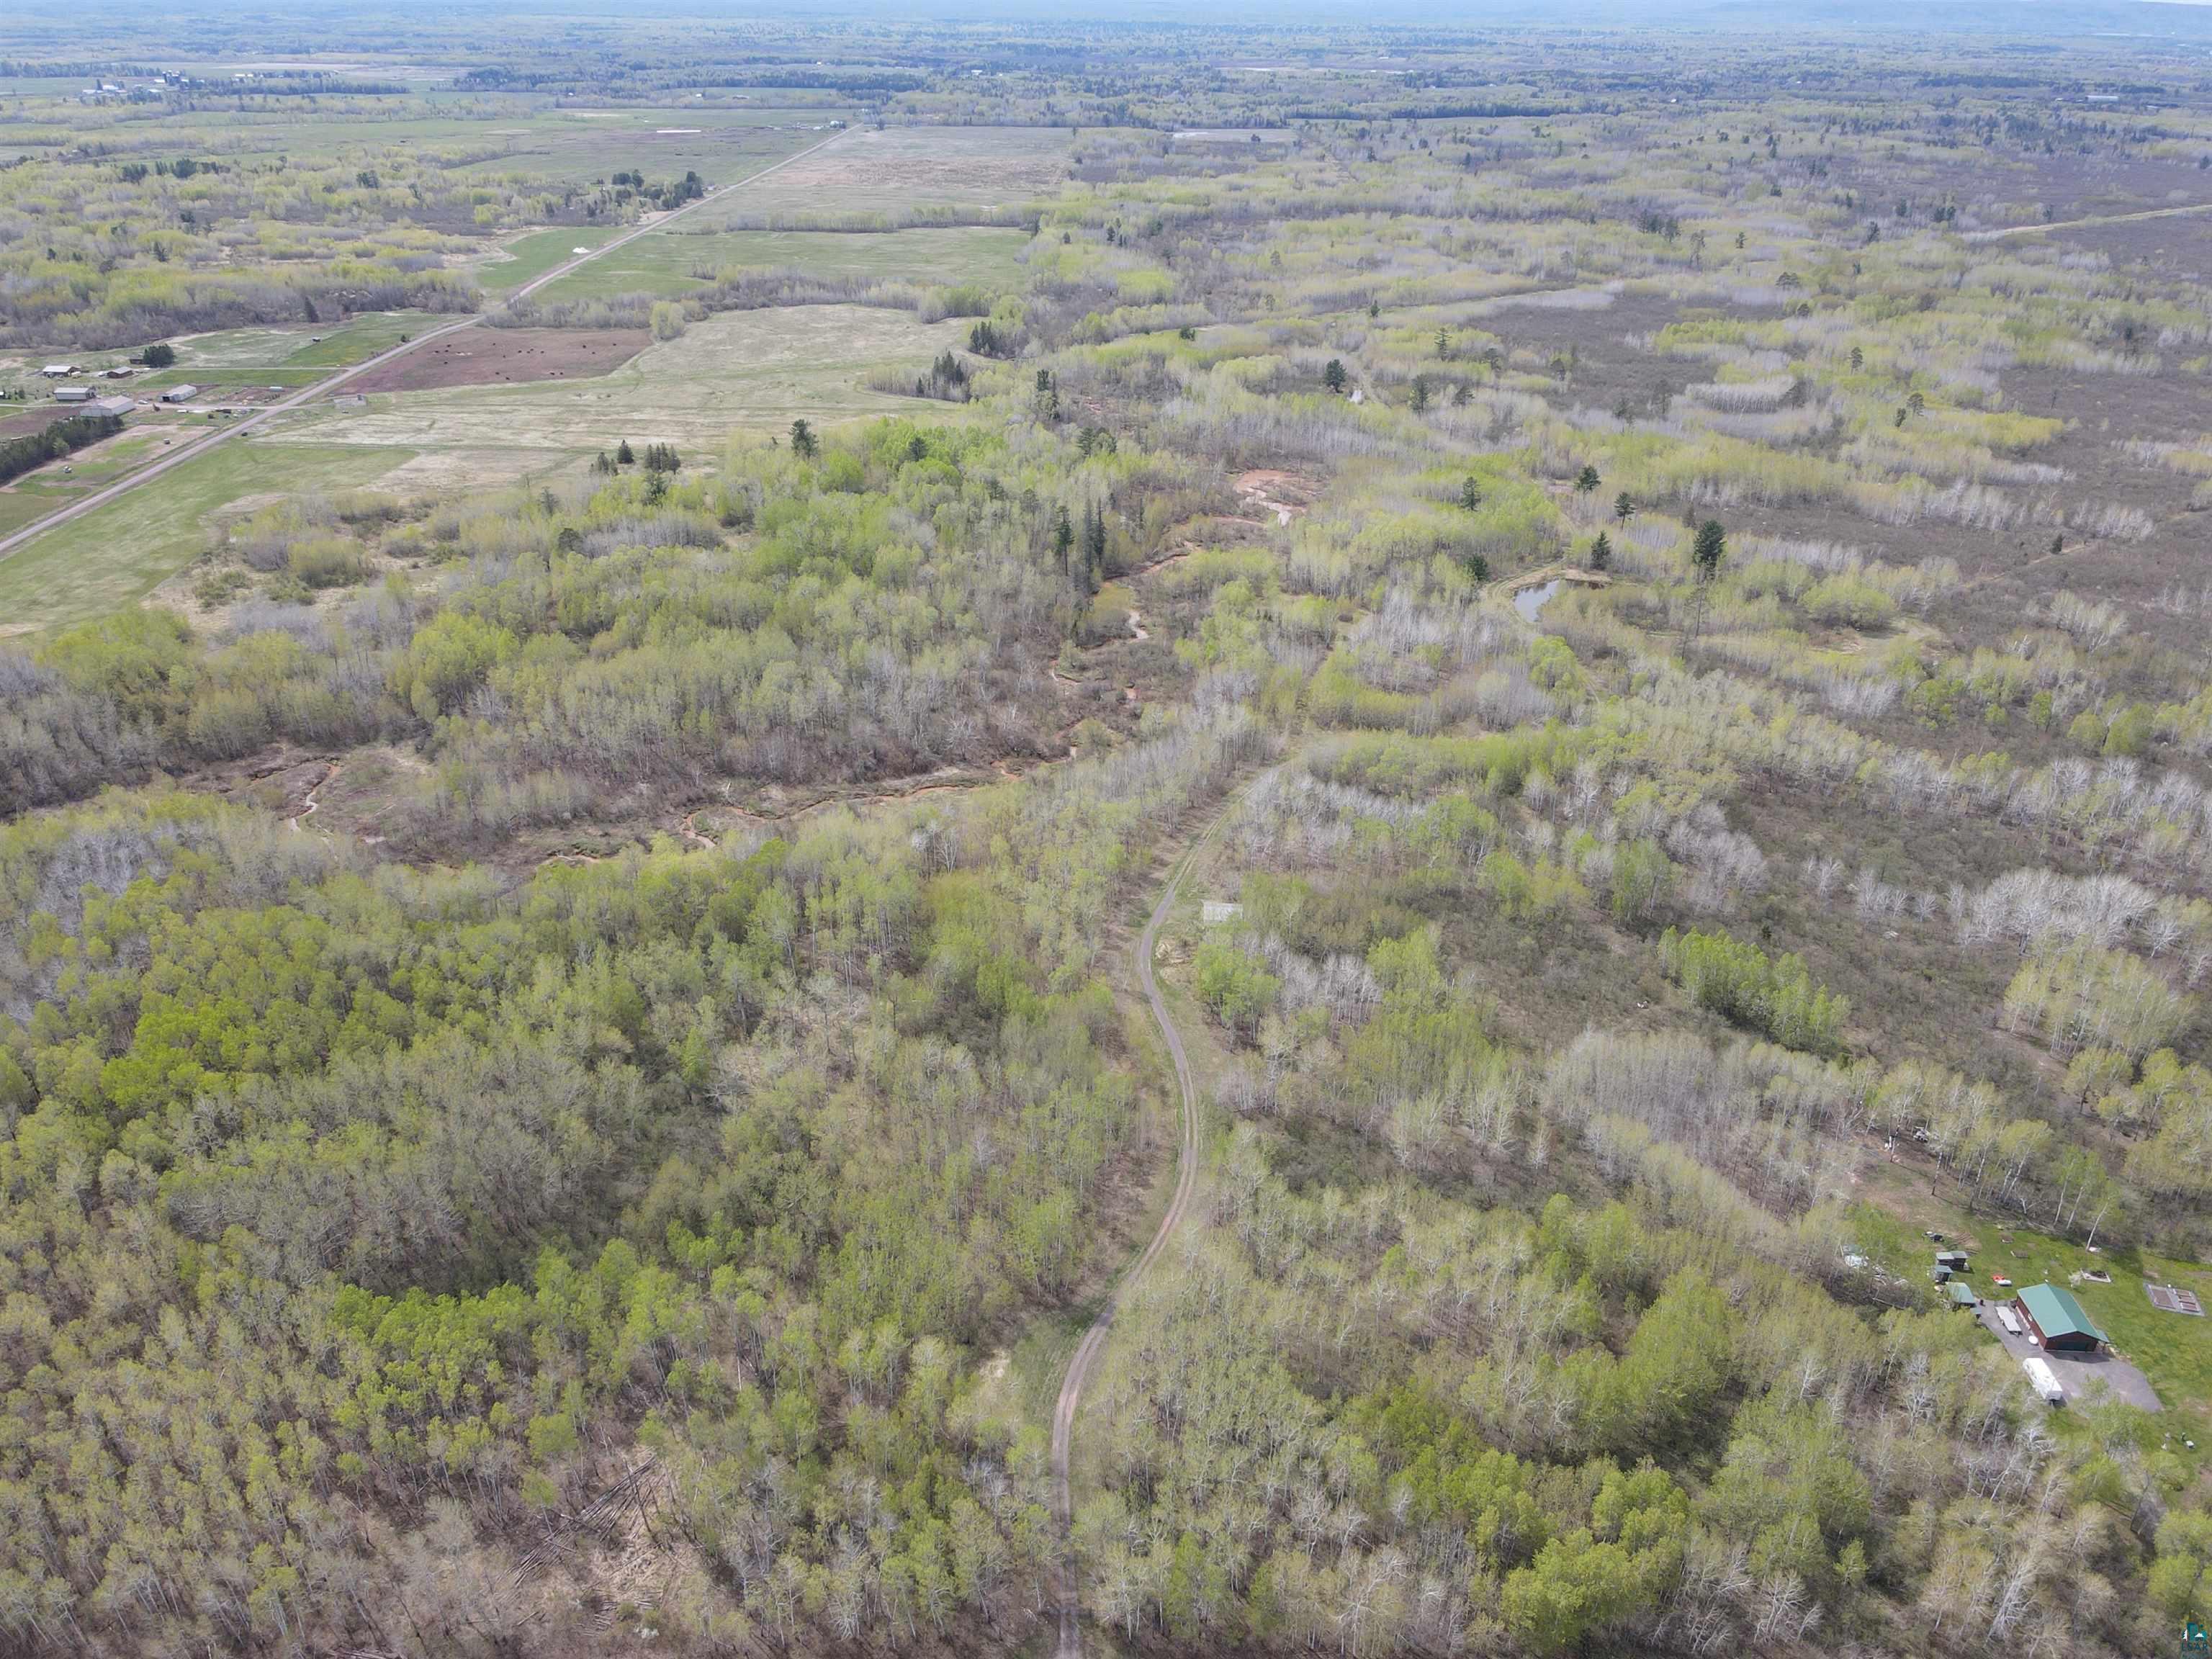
xmin=1997 ymin=1306 xmax=2023 ymax=1337
xmin=2022 ymin=1357 xmax=2064 ymax=1405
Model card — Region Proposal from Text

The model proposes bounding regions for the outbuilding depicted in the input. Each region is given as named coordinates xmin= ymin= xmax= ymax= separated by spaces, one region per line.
xmin=2015 ymin=1282 xmax=2106 ymax=1352
xmin=52 ymin=385 xmax=94 ymax=403
xmin=158 ymin=384 xmax=199 ymax=404
xmin=40 ymin=364 xmax=76 ymax=378
xmin=1936 ymin=1250 xmax=1969 ymax=1272
xmin=86 ymin=395 xmax=136 ymax=419
xmin=1946 ymin=1281 xmax=1979 ymax=1309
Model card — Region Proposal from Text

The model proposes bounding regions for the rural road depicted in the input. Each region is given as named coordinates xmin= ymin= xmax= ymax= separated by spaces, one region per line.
xmin=0 ymin=128 xmax=850 ymax=564
xmin=1050 ymin=782 xmax=1252 ymax=1659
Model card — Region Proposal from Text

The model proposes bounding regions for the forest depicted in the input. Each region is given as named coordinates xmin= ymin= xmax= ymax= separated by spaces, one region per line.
xmin=4 ymin=9 xmax=2212 ymax=1659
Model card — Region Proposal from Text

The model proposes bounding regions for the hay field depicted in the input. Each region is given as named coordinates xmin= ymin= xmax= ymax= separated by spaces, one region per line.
xmin=265 ymin=305 xmax=971 ymax=453
xmin=530 ymin=225 xmax=1033 ymax=302
xmin=687 ymin=125 xmax=1075 ymax=225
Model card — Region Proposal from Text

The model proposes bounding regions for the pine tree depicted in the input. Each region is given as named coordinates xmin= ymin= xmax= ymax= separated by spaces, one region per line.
xmin=790 ymin=419 xmax=816 ymax=459
xmin=1588 ymin=531 xmax=1611 ymax=572
xmin=1323 ymin=359 xmax=1347 ymax=394
xmin=1614 ymin=491 xmax=1634 ymax=521
xmin=615 ymin=439 xmax=634 ymax=466
xmin=1575 ymin=464 xmax=1601 ymax=493
xmin=1693 ymin=519 xmax=1727 ymax=580
xmin=1460 ymin=477 xmax=1483 ymax=511
xmin=1082 ymin=503 xmax=1107 ymax=591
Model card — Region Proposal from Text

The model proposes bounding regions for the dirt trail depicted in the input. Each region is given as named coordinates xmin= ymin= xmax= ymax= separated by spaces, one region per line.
xmin=1963 ymin=200 xmax=2212 ymax=243
xmin=1050 ymin=778 xmax=1257 ymax=1659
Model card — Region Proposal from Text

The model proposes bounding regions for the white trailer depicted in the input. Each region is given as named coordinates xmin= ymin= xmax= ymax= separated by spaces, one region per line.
xmin=2022 ymin=1356 xmax=2064 ymax=1405
xmin=1997 ymin=1306 xmax=2023 ymax=1337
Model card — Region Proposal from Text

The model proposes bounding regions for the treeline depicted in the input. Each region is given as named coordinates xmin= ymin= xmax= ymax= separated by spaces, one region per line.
xmin=0 ymin=410 xmax=121 ymax=486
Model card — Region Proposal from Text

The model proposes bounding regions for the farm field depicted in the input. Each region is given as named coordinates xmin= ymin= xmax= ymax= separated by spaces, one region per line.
xmin=686 ymin=122 xmax=1076 ymax=224
xmin=272 ymin=304 xmax=971 ymax=451
xmin=529 ymin=223 xmax=1033 ymax=302
xmin=468 ymin=223 xmax=619 ymax=292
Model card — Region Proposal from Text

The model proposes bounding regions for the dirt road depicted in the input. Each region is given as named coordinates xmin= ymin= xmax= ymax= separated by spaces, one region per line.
xmin=0 ymin=130 xmax=850 ymax=565
xmin=1049 ymin=781 xmax=1251 ymax=1659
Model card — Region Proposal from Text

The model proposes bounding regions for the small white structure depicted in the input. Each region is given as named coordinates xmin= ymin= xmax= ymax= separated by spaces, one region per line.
xmin=158 ymin=384 xmax=199 ymax=403
xmin=2022 ymin=1356 xmax=2064 ymax=1405
xmin=1997 ymin=1306 xmax=2023 ymax=1336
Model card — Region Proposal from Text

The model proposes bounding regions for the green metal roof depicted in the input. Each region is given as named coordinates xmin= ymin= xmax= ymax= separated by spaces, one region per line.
xmin=2018 ymin=1282 xmax=2105 ymax=1343
xmin=1948 ymin=1281 xmax=1979 ymax=1305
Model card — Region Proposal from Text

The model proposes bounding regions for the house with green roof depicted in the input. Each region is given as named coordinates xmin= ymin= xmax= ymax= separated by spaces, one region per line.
xmin=2015 ymin=1282 xmax=2106 ymax=1352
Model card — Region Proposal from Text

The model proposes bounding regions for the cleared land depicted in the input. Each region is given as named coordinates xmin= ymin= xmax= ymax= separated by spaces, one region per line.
xmin=689 ymin=125 xmax=1074 ymax=225
xmin=0 ymin=441 xmax=412 ymax=636
xmin=271 ymin=305 xmax=970 ymax=451
xmin=346 ymin=328 xmax=649 ymax=392
xmin=531 ymin=224 xmax=1033 ymax=302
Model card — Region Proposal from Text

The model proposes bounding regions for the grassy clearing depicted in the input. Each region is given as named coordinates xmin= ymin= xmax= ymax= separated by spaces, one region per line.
xmin=0 ymin=440 xmax=411 ymax=636
xmin=1853 ymin=1166 xmax=2212 ymax=1422
xmin=441 ymin=109 xmax=843 ymax=185
xmin=1982 ymin=1223 xmax=2212 ymax=1420
xmin=271 ymin=304 xmax=971 ymax=452
xmin=688 ymin=125 xmax=1074 ymax=226
xmin=532 ymin=225 xmax=1031 ymax=303
xmin=145 ymin=311 xmax=443 ymax=381
xmin=471 ymin=225 xmax=619 ymax=293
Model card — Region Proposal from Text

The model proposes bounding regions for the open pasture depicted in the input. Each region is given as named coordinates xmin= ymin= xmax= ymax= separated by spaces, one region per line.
xmin=529 ymin=224 xmax=1033 ymax=302
xmin=272 ymin=304 xmax=971 ymax=451
xmin=688 ymin=125 xmax=1075 ymax=226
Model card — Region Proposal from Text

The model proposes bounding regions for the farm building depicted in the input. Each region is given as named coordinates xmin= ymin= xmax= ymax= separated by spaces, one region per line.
xmin=158 ymin=385 xmax=199 ymax=403
xmin=52 ymin=385 xmax=93 ymax=403
xmin=86 ymin=395 xmax=135 ymax=419
xmin=1946 ymin=1282 xmax=1979 ymax=1309
xmin=40 ymin=364 xmax=75 ymax=378
xmin=1935 ymin=1250 xmax=1969 ymax=1272
xmin=2015 ymin=1283 xmax=2106 ymax=1352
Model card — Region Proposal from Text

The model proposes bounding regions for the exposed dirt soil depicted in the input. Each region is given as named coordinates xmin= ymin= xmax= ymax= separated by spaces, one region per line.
xmin=346 ymin=328 xmax=650 ymax=393
xmin=0 ymin=404 xmax=78 ymax=439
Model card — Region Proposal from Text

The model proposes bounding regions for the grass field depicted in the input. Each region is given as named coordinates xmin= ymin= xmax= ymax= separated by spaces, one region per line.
xmin=0 ymin=440 xmax=413 ymax=636
xmin=440 ymin=107 xmax=846 ymax=186
xmin=471 ymin=225 xmax=619 ymax=293
xmin=688 ymin=125 xmax=1075 ymax=226
xmin=530 ymin=224 xmax=1033 ymax=303
xmin=0 ymin=430 xmax=170 ymax=539
xmin=270 ymin=304 xmax=971 ymax=452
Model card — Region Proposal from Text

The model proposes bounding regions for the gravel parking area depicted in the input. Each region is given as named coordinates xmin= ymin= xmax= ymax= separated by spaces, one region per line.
xmin=1971 ymin=1298 xmax=2163 ymax=1410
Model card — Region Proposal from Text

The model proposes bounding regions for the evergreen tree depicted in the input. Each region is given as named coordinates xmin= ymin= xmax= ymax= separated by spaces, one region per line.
xmin=1588 ymin=530 xmax=1611 ymax=572
xmin=790 ymin=419 xmax=816 ymax=459
xmin=1693 ymin=518 xmax=1727 ymax=580
xmin=1575 ymin=464 xmax=1601 ymax=493
xmin=615 ymin=438 xmax=634 ymax=466
xmin=1614 ymin=491 xmax=1634 ymax=521
xmin=1323 ymin=359 xmax=1347 ymax=394
xmin=1460 ymin=477 xmax=1483 ymax=511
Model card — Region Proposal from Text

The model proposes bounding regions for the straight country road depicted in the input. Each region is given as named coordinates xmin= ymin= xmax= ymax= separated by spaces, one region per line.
xmin=0 ymin=128 xmax=850 ymax=565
